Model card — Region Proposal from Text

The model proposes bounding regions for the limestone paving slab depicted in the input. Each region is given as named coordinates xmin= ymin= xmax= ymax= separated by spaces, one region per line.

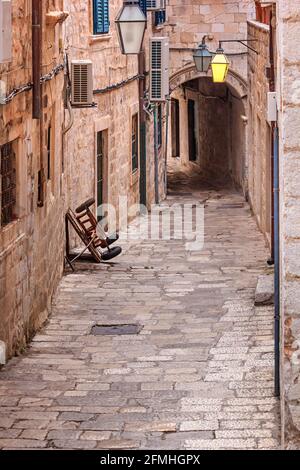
xmin=0 ymin=169 xmax=280 ymax=450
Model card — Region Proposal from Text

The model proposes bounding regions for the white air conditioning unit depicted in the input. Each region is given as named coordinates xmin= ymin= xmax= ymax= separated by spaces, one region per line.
xmin=71 ymin=60 xmax=93 ymax=107
xmin=0 ymin=0 xmax=12 ymax=63
xmin=147 ymin=0 xmax=166 ymax=11
xmin=150 ymin=37 xmax=169 ymax=102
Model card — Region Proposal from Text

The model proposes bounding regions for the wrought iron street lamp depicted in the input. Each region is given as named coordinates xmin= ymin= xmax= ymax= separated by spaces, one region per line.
xmin=211 ymin=39 xmax=258 ymax=83
xmin=211 ymin=47 xmax=230 ymax=83
xmin=115 ymin=0 xmax=147 ymax=55
xmin=193 ymin=36 xmax=213 ymax=73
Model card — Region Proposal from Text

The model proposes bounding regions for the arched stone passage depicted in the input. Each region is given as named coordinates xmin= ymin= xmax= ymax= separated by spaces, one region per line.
xmin=170 ymin=64 xmax=248 ymax=98
xmin=168 ymin=65 xmax=248 ymax=192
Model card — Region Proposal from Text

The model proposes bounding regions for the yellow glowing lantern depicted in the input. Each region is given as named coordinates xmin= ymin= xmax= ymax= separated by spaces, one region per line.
xmin=211 ymin=48 xmax=230 ymax=83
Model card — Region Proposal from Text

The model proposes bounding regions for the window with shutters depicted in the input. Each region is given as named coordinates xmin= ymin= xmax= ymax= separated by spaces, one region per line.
xmin=139 ymin=0 xmax=147 ymax=15
xmin=0 ymin=141 xmax=17 ymax=227
xmin=154 ymin=9 xmax=166 ymax=26
xmin=132 ymin=114 xmax=139 ymax=173
xmin=93 ymin=0 xmax=110 ymax=35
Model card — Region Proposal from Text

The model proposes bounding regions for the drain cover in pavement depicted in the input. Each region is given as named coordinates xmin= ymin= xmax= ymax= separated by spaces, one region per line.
xmin=91 ymin=324 xmax=143 ymax=336
xmin=217 ymin=203 xmax=244 ymax=209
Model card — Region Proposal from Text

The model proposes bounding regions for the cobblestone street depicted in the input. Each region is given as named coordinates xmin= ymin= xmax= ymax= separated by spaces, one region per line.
xmin=0 ymin=167 xmax=280 ymax=450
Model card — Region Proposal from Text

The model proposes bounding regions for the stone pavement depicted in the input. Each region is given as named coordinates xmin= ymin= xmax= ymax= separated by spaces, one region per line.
xmin=0 ymin=167 xmax=280 ymax=450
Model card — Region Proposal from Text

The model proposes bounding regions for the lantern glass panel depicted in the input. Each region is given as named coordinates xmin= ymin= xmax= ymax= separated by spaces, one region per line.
xmin=116 ymin=4 xmax=147 ymax=55
xmin=211 ymin=53 xmax=230 ymax=83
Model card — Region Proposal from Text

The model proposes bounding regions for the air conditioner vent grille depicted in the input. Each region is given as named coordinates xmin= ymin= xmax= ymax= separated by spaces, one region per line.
xmin=147 ymin=0 xmax=166 ymax=11
xmin=71 ymin=60 xmax=93 ymax=106
xmin=150 ymin=37 xmax=169 ymax=102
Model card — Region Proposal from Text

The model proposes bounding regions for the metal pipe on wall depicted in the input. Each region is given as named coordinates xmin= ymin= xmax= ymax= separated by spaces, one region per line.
xmin=32 ymin=0 xmax=41 ymax=119
xmin=153 ymin=105 xmax=159 ymax=205
xmin=164 ymin=97 xmax=170 ymax=196
xmin=268 ymin=6 xmax=280 ymax=398
xmin=269 ymin=8 xmax=276 ymax=264
xmin=138 ymin=51 xmax=147 ymax=208
xmin=274 ymin=124 xmax=280 ymax=398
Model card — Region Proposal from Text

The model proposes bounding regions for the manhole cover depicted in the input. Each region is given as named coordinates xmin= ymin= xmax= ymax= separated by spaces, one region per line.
xmin=91 ymin=324 xmax=143 ymax=336
xmin=217 ymin=203 xmax=244 ymax=209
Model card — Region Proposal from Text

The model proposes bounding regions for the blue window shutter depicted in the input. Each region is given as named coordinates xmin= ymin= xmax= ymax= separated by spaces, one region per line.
xmin=155 ymin=9 xmax=166 ymax=26
xmin=103 ymin=0 xmax=109 ymax=33
xmin=139 ymin=0 xmax=147 ymax=16
xmin=93 ymin=0 xmax=110 ymax=34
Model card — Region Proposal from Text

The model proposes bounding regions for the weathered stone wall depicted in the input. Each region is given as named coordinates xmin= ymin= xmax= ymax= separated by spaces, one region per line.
xmin=277 ymin=0 xmax=300 ymax=448
xmin=168 ymin=77 xmax=246 ymax=190
xmin=247 ymin=20 xmax=272 ymax=247
xmin=229 ymin=88 xmax=247 ymax=190
xmin=165 ymin=0 xmax=255 ymax=85
xmin=0 ymin=0 xmax=66 ymax=358
xmin=161 ymin=1 xmax=255 ymax=193
xmin=64 ymin=0 xmax=167 ymax=238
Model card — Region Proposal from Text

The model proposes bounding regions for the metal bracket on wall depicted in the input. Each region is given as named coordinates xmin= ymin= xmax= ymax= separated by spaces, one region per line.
xmin=219 ymin=39 xmax=259 ymax=55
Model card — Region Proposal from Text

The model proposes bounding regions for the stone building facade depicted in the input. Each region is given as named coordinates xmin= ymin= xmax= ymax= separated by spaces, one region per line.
xmin=64 ymin=0 xmax=168 ymax=232
xmin=247 ymin=19 xmax=272 ymax=248
xmin=0 ymin=0 xmax=67 ymax=359
xmin=277 ymin=0 xmax=300 ymax=448
xmin=163 ymin=0 xmax=254 ymax=195
xmin=0 ymin=0 xmax=168 ymax=360
xmin=1 ymin=0 xmax=300 ymax=449
xmin=162 ymin=0 xmax=300 ymax=446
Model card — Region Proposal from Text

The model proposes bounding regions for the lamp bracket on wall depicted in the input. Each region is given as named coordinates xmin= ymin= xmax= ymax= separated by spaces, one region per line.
xmin=218 ymin=39 xmax=258 ymax=55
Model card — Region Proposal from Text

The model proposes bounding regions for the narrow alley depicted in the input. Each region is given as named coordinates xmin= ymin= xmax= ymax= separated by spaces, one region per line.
xmin=0 ymin=167 xmax=279 ymax=450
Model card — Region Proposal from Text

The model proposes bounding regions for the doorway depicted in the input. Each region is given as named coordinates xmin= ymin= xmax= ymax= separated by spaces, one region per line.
xmin=96 ymin=130 xmax=108 ymax=221
xmin=171 ymin=98 xmax=180 ymax=158
xmin=188 ymin=99 xmax=197 ymax=162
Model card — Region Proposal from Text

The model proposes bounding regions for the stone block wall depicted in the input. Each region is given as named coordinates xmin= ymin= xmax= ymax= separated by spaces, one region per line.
xmin=0 ymin=0 xmax=66 ymax=358
xmin=277 ymin=0 xmax=300 ymax=448
xmin=164 ymin=0 xmax=255 ymax=83
xmin=247 ymin=20 xmax=272 ymax=247
xmin=64 ymin=0 xmax=167 ymax=237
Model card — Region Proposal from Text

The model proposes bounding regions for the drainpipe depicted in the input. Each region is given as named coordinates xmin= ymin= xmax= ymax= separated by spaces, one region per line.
xmin=164 ymin=97 xmax=170 ymax=196
xmin=274 ymin=124 xmax=280 ymax=398
xmin=153 ymin=105 xmax=159 ymax=204
xmin=138 ymin=51 xmax=147 ymax=208
xmin=32 ymin=0 xmax=45 ymax=206
xmin=268 ymin=7 xmax=280 ymax=398
xmin=269 ymin=9 xmax=276 ymax=264
xmin=32 ymin=0 xmax=41 ymax=119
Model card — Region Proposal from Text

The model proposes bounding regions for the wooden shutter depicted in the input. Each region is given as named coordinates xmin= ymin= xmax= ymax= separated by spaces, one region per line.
xmin=93 ymin=0 xmax=109 ymax=34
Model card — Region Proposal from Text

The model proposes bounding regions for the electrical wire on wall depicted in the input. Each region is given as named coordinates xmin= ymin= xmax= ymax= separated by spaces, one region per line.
xmin=0 ymin=63 xmax=65 ymax=105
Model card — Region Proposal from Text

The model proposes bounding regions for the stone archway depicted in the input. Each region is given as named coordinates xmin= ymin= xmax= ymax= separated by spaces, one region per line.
xmin=169 ymin=63 xmax=248 ymax=98
xmin=168 ymin=64 xmax=248 ymax=193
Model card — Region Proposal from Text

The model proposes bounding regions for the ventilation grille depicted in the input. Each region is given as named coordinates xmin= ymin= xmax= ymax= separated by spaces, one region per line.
xmin=146 ymin=0 xmax=165 ymax=10
xmin=71 ymin=60 xmax=93 ymax=106
xmin=150 ymin=37 xmax=169 ymax=102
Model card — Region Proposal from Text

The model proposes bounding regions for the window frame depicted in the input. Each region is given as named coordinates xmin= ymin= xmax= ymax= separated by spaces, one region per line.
xmin=92 ymin=0 xmax=110 ymax=35
xmin=0 ymin=140 xmax=17 ymax=228
xmin=131 ymin=113 xmax=139 ymax=174
xmin=154 ymin=9 xmax=166 ymax=27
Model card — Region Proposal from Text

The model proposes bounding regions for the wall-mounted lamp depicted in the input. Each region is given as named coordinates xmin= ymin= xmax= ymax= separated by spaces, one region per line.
xmin=211 ymin=39 xmax=258 ymax=83
xmin=115 ymin=0 xmax=147 ymax=55
xmin=193 ymin=36 xmax=213 ymax=73
xmin=211 ymin=47 xmax=230 ymax=83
